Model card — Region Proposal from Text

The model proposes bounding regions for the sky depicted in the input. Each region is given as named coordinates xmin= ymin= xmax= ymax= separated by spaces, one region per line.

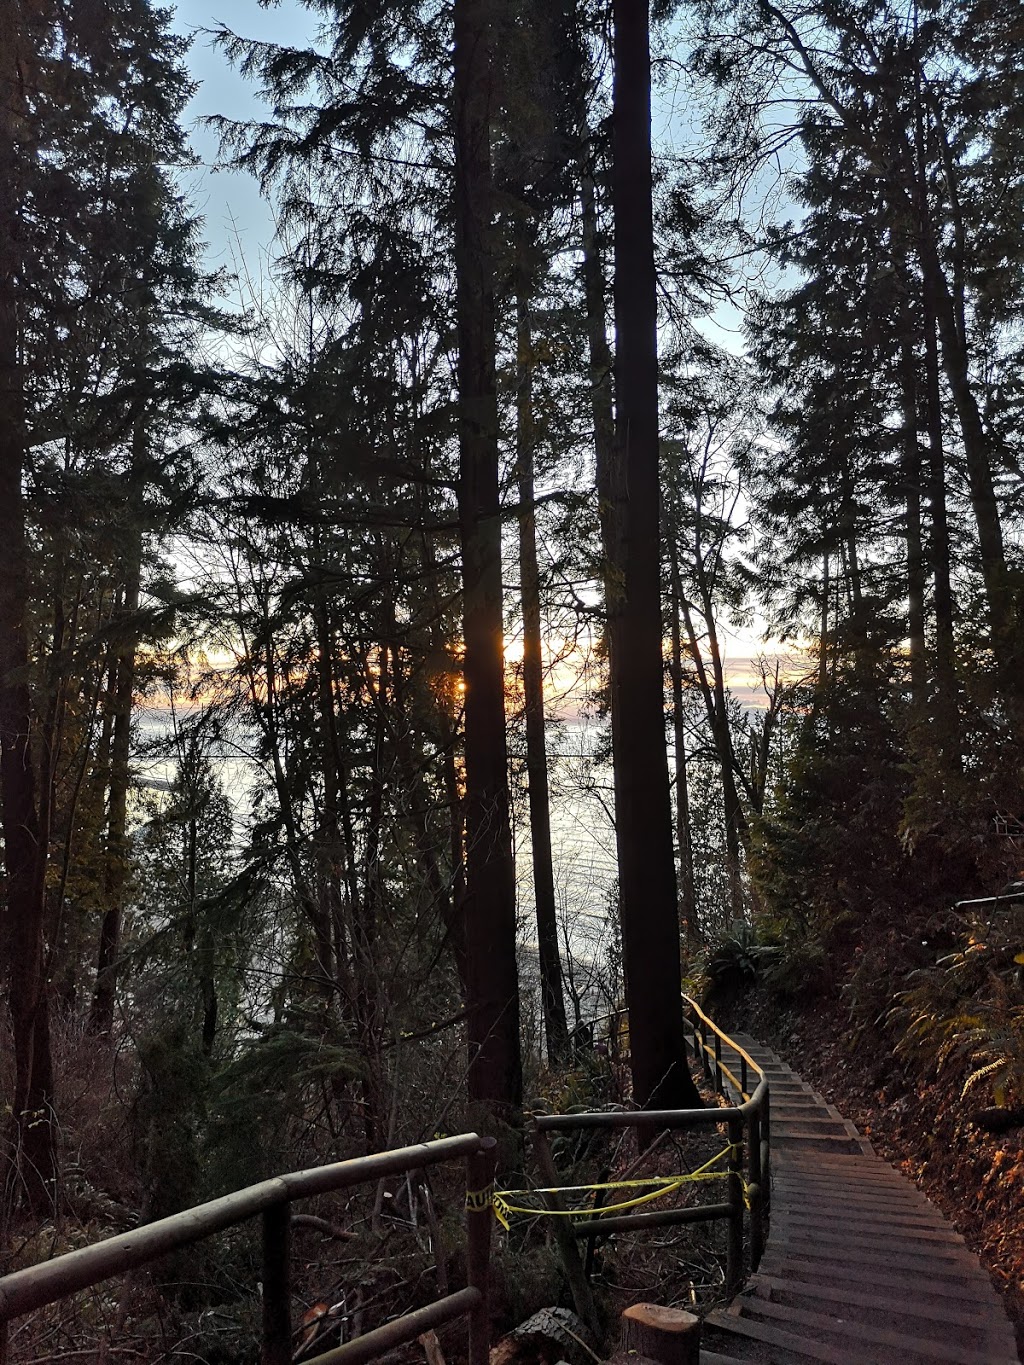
xmin=169 ymin=2 xmax=789 ymax=667
xmin=170 ymin=2 xmax=776 ymax=339
xmin=171 ymin=2 xmax=316 ymax=285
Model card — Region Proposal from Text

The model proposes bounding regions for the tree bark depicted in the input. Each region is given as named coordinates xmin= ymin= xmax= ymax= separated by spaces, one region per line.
xmin=609 ymin=0 xmax=699 ymax=1111
xmin=453 ymin=0 xmax=522 ymax=1119
xmin=357 ymin=626 xmax=389 ymax=1150
xmin=816 ymin=548 xmax=830 ymax=700
xmin=580 ymin=157 xmax=623 ymax=616
xmin=676 ymin=575 xmax=751 ymax=923
xmin=667 ymin=535 xmax=698 ymax=950
xmin=897 ymin=330 xmax=927 ymax=704
xmin=312 ymin=593 xmax=347 ymax=1002
xmin=516 ymin=282 xmax=570 ymax=1064
xmin=89 ymin=529 xmax=143 ymax=1037
xmin=914 ymin=109 xmax=1014 ymax=690
xmin=0 ymin=0 xmax=58 ymax=1212
xmin=924 ymin=242 xmax=1013 ymax=678
xmin=417 ymin=532 xmax=469 ymax=989
xmin=620 ymin=1303 xmax=701 ymax=1365
xmin=920 ymin=290 xmax=961 ymax=757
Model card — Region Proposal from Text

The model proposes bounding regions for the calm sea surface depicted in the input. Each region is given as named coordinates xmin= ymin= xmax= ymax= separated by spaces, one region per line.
xmin=134 ymin=711 xmax=619 ymax=1018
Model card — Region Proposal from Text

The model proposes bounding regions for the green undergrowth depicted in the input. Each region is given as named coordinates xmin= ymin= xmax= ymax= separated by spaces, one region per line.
xmin=703 ymin=894 xmax=1024 ymax=1124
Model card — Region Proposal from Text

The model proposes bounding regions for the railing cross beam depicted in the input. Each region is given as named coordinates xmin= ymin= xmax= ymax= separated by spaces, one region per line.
xmin=0 ymin=1134 xmax=495 ymax=1365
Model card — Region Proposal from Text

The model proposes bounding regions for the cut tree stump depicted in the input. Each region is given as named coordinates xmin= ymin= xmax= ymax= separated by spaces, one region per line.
xmin=619 ymin=1303 xmax=700 ymax=1365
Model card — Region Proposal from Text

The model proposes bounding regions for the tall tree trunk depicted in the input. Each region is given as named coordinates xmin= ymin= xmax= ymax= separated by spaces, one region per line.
xmin=609 ymin=0 xmax=699 ymax=1111
xmin=667 ymin=534 xmax=698 ymax=950
xmin=453 ymin=0 xmax=522 ymax=1120
xmin=569 ymin=0 xmax=617 ymax=568
xmin=418 ymin=529 xmax=469 ymax=988
xmin=516 ymin=282 xmax=570 ymax=1064
xmin=674 ymin=470 xmax=754 ymax=881
xmin=897 ymin=332 xmax=927 ymax=704
xmin=921 ymin=296 xmax=961 ymax=758
xmin=0 ymin=0 xmax=58 ymax=1212
xmin=678 ymin=590 xmax=749 ymax=921
xmin=838 ymin=461 xmax=863 ymax=617
xmin=581 ymin=162 xmax=623 ymax=612
xmin=924 ymin=246 xmax=1013 ymax=678
xmin=313 ymin=594 xmax=346 ymax=1002
xmin=909 ymin=67 xmax=1010 ymax=692
xmin=89 ymin=530 xmax=142 ymax=1037
xmin=355 ymin=634 xmax=389 ymax=1152
xmin=818 ymin=549 xmax=830 ymax=696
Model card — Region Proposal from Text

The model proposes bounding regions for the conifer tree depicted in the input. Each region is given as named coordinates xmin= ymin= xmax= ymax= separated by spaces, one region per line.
xmin=454 ymin=0 xmax=522 ymax=1117
xmin=608 ymin=0 xmax=700 ymax=1110
xmin=0 ymin=0 xmax=206 ymax=1210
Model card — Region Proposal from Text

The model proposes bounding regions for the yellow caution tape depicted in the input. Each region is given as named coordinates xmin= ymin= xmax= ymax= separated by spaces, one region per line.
xmin=465 ymin=1183 xmax=495 ymax=1213
xmin=492 ymin=1144 xmax=750 ymax=1231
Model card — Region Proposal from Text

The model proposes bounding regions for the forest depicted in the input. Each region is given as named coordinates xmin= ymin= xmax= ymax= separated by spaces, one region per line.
xmin=1 ymin=0 xmax=1023 ymax=1359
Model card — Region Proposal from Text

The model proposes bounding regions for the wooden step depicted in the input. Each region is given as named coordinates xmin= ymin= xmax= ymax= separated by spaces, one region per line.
xmin=729 ymin=1295 xmax=1015 ymax=1365
xmin=710 ymin=1036 xmax=1019 ymax=1362
xmin=775 ymin=1205 xmax=958 ymax=1234
xmin=760 ymin=1250 xmax=993 ymax=1295
xmin=767 ymin=1228 xmax=979 ymax=1271
xmin=771 ymin=1129 xmax=864 ymax=1152
xmin=705 ymin=1308 xmax=876 ymax=1363
xmin=750 ymin=1272 xmax=1016 ymax=1339
xmin=780 ymin=1211 xmax=965 ymax=1245
xmin=775 ymin=1152 xmax=892 ymax=1172
xmin=767 ymin=1112 xmax=854 ymax=1127
xmin=771 ymin=1184 xmax=933 ymax=1211
xmin=770 ymin=1097 xmax=841 ymax=1108
xmin=772 ymin=1169 xmax=922 ymax=1191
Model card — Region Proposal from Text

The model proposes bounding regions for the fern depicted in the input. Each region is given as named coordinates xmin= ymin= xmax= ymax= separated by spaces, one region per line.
xmin=892 ymin=908 xmax=1024 ymax=1108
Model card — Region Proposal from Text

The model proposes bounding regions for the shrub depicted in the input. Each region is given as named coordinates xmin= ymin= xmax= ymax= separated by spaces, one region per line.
xmin=892 ymin=905 xmax=1024 ymax=1110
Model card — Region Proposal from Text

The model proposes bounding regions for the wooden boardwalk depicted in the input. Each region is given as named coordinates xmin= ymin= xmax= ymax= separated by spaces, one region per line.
xmin=701 ymin=1035 xmax=1019 ymax=1365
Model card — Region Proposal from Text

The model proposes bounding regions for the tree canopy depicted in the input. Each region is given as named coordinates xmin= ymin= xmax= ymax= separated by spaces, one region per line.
xmin=1 ymin=0 xmax=1023 ymax=1354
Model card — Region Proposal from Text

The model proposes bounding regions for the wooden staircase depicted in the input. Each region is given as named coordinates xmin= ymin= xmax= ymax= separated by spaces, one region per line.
xmin=701 ymin=1036 xmax=1019 ymax=1365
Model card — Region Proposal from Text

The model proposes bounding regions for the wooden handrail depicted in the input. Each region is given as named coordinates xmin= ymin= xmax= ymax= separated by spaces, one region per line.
xmin=683 ymin=994 xmax=764 ymax=1100
xmin=0 ymin=1000 xmax=767 ymax=1361
xmin=0 ymin=1135 xmax=496 ymax=1365
xmin=529 ymin=997 xmax=771 ymax=1299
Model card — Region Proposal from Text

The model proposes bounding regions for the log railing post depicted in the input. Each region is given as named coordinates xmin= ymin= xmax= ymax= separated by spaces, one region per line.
xmin=747 ymin=1108 xmax=763 ymax=1270
xmin=761 ymin=1088 xmax=771 ymax=1219
xmin=261 ymin=1200 xmax=291 ymax=1365
xmin=713 ymin=1033 xmax=723 ymax=1095
xmin=725 ymin=1116 xmax=744 ymax=1297
xmin=530 ymin=1119 xmax=600 ymax=1335
xmin=466 ymin=1138 xmax=497 ymax=1365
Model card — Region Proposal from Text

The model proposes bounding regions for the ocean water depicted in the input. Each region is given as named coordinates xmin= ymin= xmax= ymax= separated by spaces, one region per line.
xmin=133 ymin=708 xmax=619 ymax=1007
